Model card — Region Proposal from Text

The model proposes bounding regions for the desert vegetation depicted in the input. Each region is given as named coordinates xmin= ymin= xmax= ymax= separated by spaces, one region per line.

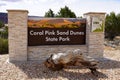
xmin=44 ymin=6 xmax=76 ymax=18
xmin=0 ymin=21 xmax=8 ymax=54
xmin=105 ymin=12 xmax=120 ymax=40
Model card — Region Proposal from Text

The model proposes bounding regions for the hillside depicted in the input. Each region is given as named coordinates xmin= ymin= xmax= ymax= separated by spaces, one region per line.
xmin=28 ymin=18 xmax=85 ymax=28
xmin=0 ymin=13 xmax=8 ymax=24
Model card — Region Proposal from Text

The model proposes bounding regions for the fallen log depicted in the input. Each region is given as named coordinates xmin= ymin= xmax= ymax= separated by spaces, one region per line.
xmin=44 ymin=49 xmax=99 ymax=75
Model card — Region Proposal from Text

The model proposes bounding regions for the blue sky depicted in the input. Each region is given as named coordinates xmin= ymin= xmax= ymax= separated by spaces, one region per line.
xmin=0 ymin=0 xmax=120 ymax=16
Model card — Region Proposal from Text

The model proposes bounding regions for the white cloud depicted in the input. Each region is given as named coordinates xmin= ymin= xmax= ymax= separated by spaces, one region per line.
xmin=63 ymin=0 xmax=78 ymax=4
xmin=1 ymin=0 xmax=22 ymax=2
xmin=0 ymin=3 xmax=6 ymax=6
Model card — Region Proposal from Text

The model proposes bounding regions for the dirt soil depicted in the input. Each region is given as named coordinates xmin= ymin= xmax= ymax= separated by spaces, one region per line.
xmin=0 ymin=46 xmax=120 ymax=80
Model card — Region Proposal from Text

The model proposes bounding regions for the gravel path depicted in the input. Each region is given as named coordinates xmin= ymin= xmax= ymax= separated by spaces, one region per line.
xmin=0 ymin=47 xmax=120 ymax=80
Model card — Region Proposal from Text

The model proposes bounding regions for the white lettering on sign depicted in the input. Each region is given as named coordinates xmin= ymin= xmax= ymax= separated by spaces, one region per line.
xmin=45 ymin=36 xmax=70 ymax=42
xmin=57 ymin=30 xmax=69 ymax=35
xmin=70 ymin=30 xmax=84 ymax=35
xmin=30 ymin=30 xmax=84 ymax=36
xmin=30 ymin=30 xmax=44 ymax=35
xmin=59 ymin=37 xmax=70 ymax=41
xmin=46 ymin=37 xmax=58 ymax=42
xmin=45 ymin=30 xmax=55 ymax=35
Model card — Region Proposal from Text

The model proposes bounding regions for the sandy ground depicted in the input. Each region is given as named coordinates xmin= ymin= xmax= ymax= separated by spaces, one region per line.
xmin=0 ymin=47 xmax=120 ymax=80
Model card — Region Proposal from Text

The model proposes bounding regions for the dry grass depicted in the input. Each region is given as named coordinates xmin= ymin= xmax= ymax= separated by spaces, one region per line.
xmin=0 ymin=47 xmax=120 ymax=80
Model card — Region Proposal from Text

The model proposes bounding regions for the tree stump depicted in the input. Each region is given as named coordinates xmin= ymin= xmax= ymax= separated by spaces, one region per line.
xmin=44 ymin=49 xmax=99 ymax=75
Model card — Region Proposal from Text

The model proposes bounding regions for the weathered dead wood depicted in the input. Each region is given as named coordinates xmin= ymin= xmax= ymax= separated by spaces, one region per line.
xmin=44 ymin=49 xmax=99 ymax=76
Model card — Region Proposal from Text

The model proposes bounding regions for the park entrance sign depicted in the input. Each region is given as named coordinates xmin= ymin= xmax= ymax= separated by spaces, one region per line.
xmin=7 ymin=10 xmax=106 ymax=62
xmin=28 ymin=18 xmax=86 ymax=46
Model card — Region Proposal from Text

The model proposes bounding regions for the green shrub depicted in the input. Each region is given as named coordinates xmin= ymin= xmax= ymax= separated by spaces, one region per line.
xmin=0 ymin=21 xmax=4 ymax=28
xmin=105 ymin=12 xmax=120 ymax=40
xmin=0 ymin=38 xmax=8 ymax=54
xmin=0 ymin=26 xmax=8 ymax=39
